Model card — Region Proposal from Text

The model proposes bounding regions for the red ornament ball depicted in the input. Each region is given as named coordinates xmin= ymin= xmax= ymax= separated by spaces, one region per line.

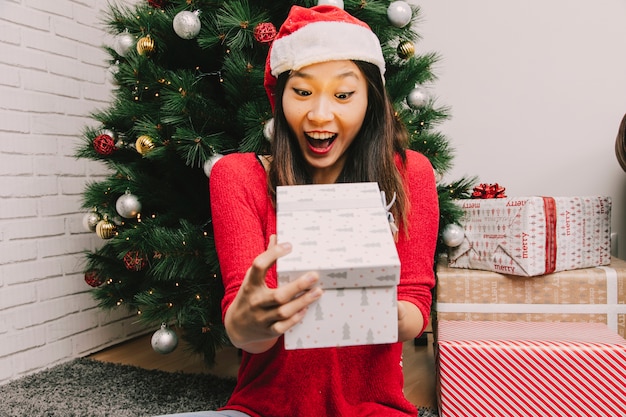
xmin=148 ymin=0 xmax=169 ymax=9
xmin=93 ymin=134 xmax=116 ymax=156
xmin=123 ymin=251 xmax=148 ymax=271
xmin=253 ymin=22 xmax=277 ymax=44
xmin=84 ymin=271 xmax=103 ymax=287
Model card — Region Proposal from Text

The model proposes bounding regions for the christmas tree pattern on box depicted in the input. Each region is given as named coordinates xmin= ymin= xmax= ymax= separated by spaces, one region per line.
xmin=284 ymin=286 xmax=398 ymax=350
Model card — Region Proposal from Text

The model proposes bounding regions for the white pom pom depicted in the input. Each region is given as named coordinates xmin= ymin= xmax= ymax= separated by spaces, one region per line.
xmin=203 ymin=153 xmax=224 ymax=177
xmin=263 ymin=118 xmax=275 ymax=142
xmin=317 ymin=0 xmax=344 ymax=9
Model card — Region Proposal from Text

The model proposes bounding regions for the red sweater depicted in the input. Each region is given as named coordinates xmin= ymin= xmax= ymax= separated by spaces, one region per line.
xmin=209 ymin=151 xmax=439 ymax=417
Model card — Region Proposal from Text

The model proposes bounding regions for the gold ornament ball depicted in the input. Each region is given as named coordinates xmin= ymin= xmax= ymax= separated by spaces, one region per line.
xmin=135 ymin=135 xmax=155 ymax=155
xmin=95 ymin=219 xmax=116 ymax=239
xmin=136 ymin=35 xmax=155 ymax=56
xmin=397 ymin=40 xmax=415 ymax=60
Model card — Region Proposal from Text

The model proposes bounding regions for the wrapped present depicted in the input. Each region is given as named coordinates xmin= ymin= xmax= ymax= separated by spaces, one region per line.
xmin=435 ymin=257 xmax=626 ymax=338
xmin=436 ymin=320 xmax=626 ymax=416
xmin=276 ymin=182 xmax=399 ymax=349
xmin=448 ymin=196 xmax=611 ymax=276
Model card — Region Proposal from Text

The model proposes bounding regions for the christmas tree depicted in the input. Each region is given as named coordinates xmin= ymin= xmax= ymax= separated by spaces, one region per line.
xmin=76 ymin=0 xmax=474 ymax=364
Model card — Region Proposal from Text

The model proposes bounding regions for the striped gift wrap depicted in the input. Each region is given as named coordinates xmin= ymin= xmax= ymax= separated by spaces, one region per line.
xmin=436 ymin=320 xmax=626 ymax=417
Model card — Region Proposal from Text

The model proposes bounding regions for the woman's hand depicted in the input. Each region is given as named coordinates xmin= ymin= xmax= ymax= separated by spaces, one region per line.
xmin=224 ymin=235 xmax=323 ymax=353
xmin=397 ymin=300 xmax=425 ymax=342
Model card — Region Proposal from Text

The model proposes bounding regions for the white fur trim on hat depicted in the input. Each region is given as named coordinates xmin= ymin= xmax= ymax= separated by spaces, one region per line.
xmin=269 ymin=20 xmax=385 ymax=80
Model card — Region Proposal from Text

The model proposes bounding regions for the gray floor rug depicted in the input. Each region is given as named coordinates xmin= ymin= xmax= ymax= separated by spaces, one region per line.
xmin=0 ymin=358 xmax=439 ymax=416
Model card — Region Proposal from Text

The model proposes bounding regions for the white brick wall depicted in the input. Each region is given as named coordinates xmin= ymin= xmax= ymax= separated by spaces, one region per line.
xmin=0 ymin=0 xmax=147 ymax=385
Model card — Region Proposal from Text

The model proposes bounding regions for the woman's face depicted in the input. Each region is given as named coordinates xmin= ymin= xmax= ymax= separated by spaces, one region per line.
xmin=282 ymin=60 xmax=368 ymax=184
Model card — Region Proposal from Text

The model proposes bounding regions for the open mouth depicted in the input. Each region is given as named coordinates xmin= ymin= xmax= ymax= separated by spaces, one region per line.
xmin=305 ymin=132 xmax=337 ymax=152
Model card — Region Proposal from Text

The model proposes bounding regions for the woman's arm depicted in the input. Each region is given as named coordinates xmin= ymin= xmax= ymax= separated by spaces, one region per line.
xmin=209 ymin=155 xmax=322 ymax=353
xmin=395 ymin=151 xmax=439 ymax=340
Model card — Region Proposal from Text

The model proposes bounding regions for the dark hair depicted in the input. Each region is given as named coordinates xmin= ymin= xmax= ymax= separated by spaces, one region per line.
xmin=268 ymin=60 xmax=409 ymax=228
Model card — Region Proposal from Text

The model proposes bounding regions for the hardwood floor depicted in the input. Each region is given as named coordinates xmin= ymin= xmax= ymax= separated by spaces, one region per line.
xmin=89 ymin=332 xmax=438 ymax=410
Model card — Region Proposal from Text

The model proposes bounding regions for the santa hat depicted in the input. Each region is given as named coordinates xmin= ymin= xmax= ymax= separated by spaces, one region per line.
xmin=264 ymin=5 xmax=385 ymax=110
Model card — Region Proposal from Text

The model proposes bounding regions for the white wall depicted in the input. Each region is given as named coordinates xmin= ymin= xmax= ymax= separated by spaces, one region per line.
xmin=415 ymin=0 xmax=626 ymax=258
xmin=0 ymin=0 xmax=145 ymax=385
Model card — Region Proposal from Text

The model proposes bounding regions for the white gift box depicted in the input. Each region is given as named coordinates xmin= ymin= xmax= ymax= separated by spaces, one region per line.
xmin=276 ymin=182 xmax=400 ymax=349
xmin=448 ymin=196 xmax=611 ymax=276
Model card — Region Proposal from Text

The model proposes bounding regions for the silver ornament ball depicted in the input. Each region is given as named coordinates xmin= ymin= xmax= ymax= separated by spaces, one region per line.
xmin=82 ymin=212 xmax=100 ymax=232
xmin=387 ymin=1 xmax=412 ymax=28
xmin=116 ymin=192 xmax=142 ymax=219
xmin=317 ymin=0 xmax=344 ymax=9
xmin=106 ymin=63 xmax=119 ymax=85
xmin=151 ymin=323 xmax=179 ymax=354
xmin=442 ymin=223 xmax=465 ymax=248
xmin=407 ymin=86 xmax=429 ymax=109
xmin=173 ymin=10 xmax=201 ymax=40
xmin=113 ymin=32 xmax=135 ymax=57
xmin=100 ymin=128 xmax=116 ymax=140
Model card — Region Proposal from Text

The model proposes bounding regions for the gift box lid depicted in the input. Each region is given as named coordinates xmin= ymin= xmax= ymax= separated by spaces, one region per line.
xmin=276 ymin=182 xmax=400 ymax=289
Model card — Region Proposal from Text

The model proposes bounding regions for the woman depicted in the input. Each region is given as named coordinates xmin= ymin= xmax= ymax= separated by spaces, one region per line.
xmin=170 ymin=4 xmax=439 ymax=417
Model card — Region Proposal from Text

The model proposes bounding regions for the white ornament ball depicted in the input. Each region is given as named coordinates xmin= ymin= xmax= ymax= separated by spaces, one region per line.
xmin=442 ymin=223 xmax=465 ymax=248
xmin=151 ymin=323 xmax=179 ymax=354
xmin=317 ymin=0 xmax=344 ymax=9
xmin=113 ymin=32 xmax=135 ymax=57
xmin=263 ymin=118 xmax=274 ymax=142
xmin=115 ymin=192 xmax=142 ymax=219
xmin=387 ymin=1 xmax=412 ymax=28
xmin=106 ymin=63 xmax=119 ymax=85
xmin=407 ymin=86 xmax=429 ymax=109
xmin=82 ymin=211 xmax=100 ymax=232
xmin=173 ymin=10 xmax=201 ymax=40
xmin=101 ymin=128 xmax=116 ymax=140
xmin=203 ymin=153 xmax=224 ymax=177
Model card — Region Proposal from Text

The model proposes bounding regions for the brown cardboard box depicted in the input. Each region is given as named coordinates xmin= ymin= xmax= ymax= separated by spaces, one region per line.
xmin=435 ymin=256 xmax=626 ymax=338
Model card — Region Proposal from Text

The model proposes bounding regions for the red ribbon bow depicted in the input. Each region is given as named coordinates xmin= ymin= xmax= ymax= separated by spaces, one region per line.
xmin=471 ymin=183 xmax=507 ymax=199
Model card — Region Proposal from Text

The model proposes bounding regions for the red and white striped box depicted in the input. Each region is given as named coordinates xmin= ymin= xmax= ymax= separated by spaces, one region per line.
xmin=436 ymin=320 xmax=626 ymax=417
xmin=448 ymin=196 xmax=611 ymax=276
